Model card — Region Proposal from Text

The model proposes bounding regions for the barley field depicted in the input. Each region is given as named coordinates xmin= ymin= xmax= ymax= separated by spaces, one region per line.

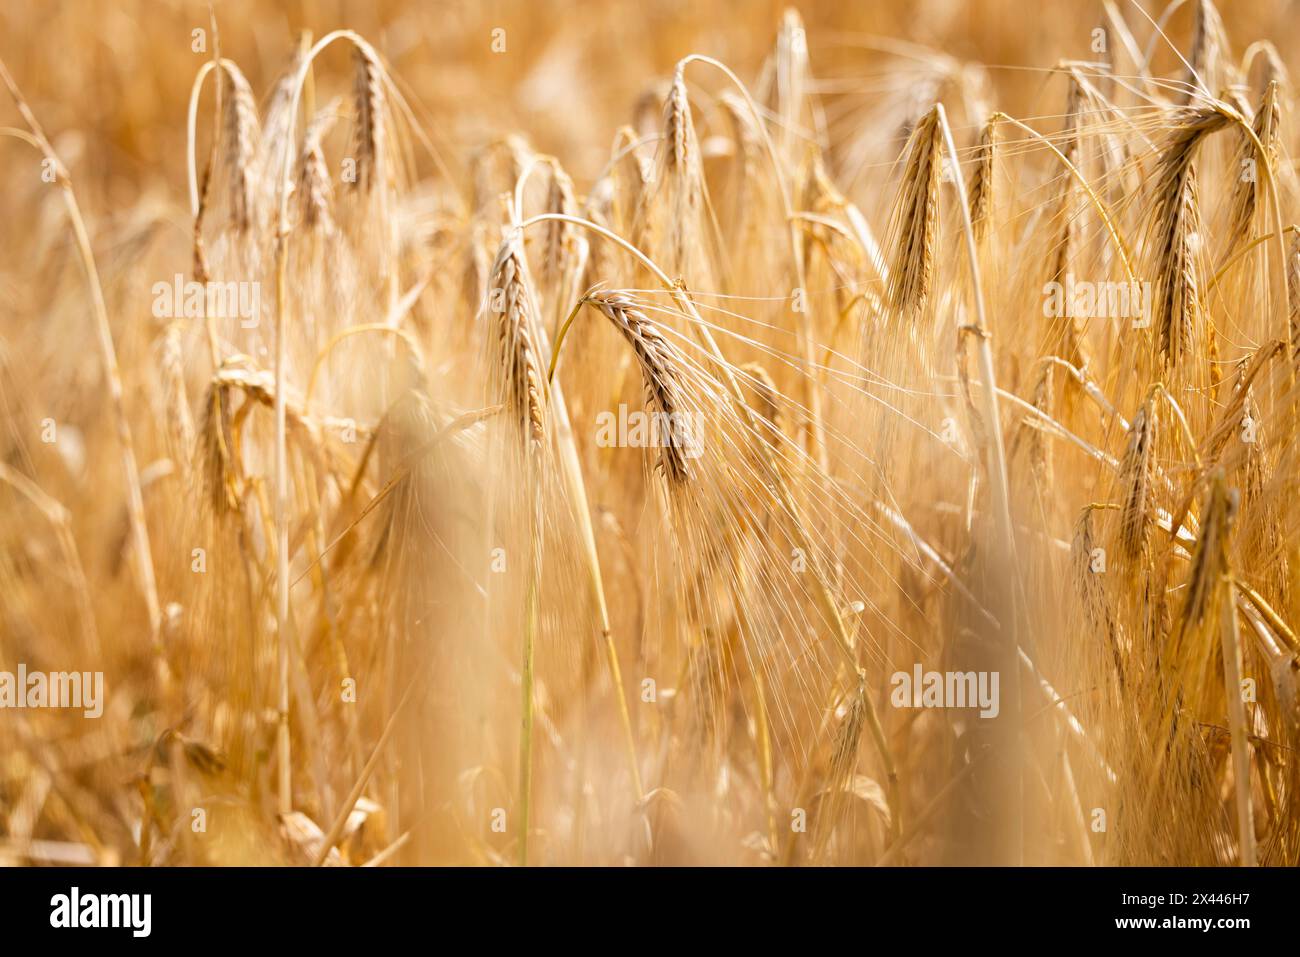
xmin=1 ymin=0 xmax=1299 ymax=867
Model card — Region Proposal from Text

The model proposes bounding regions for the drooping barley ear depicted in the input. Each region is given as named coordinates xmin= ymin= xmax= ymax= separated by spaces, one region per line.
xmin=1224 ymin=82 xmax=1279 ymax=256
xmin=968 ymin=114 xmax=998 ymax=245
xmin=1045 ymin=75 xmax=1086 ymax=364
xmin=198 ymin=379 xmax=240 ymax=515
xmin=885 ymin=105 xmax=941 ymax=319
xmin=1118 ymin=400 xmax=1156 ymax=562
xmin=1232 ymin=379 xmax=1287 ymax=602
xmin=1172 ymin=471 xmax=1236 ymax=648
xmin=222 ymin=62 xmax=260 ymax=233
xmin=664 ymin=76 xmax=696 ymax=170
xmin=484 ymin=234 xmax=546 ymax=451
xmin=585 ymin=291 xmax=693 ymax=484
xmin=771 ymin=8 xmax=811 ymax=167
xmin=351 ymin=41 xmax=385 ymax=193
xmin=1154 ymin=167 xmax=1202 ymax=371
xmin=1147 ymin=109 xmax=1228 ymax=371
xmin=297 ymin=102 xmax=338 ymax=233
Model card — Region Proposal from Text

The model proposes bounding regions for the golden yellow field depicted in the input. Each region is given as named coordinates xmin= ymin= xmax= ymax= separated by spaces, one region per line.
xmin=2 ymin=0 xmax=1299 ymax=867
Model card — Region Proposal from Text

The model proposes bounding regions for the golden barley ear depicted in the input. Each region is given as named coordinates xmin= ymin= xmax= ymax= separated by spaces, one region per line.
xmin=1224 ymin=82 xmax=1280 ymax=256
xmin=484 ymin=236 xmax=546 ymax=452
xmin=352 ymin=41 xmax=386 ymax=194
xmin=1044 ymin=74 xmax=1087 ymax=365
xmin=1172 ymin=471 xmax=1236 ymax=647
xmin=222 ymin=62 xmax=260 ymax=233
xmin=968 ymin=114 xmax=998 ymax=245
xmin=885 ymin=105 xmax=941 ymax=320
xmin=1118 ymin=401 xmax=1156 ymax=562
xmin=663 ymin=74 xmax=695 ymax=174
xmin=1155 ymin=167 xmax=1202 ymax=371
xmin=297 ymin=102 xmax=340 ymax=233
xmin=638 ymin=74 xmax=711 ymax=281
xmin=197 ymin=379 xmax=241 ymax=515
xmin=1146 ymin=109 xmax=1229 ymax=373
xmin=585 ymin=291 xmax=694 ymax=484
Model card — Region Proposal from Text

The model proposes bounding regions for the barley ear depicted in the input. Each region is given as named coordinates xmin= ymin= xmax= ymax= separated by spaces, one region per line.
xmin=968 ymin=114 xmax=998 ymax=245
xmin=222 ymin=62 xmax=260 ymax=233
xmin=485 ymin=235 xmax=547 ymax=452
xmin=886 ymin=105 xmax=941 ymax=320
xmin=351 ymin=41 xmax=385 ymax=193
xmin=585 ymin=291 xmax=694 ymax=484
xmin=1224 ymin=82 xmax=1280 ymax=255
xmin=297 ymin=102 xmax=339 ymax=233
xmin=1118 ymin=401 xmax=1156 ymax=562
